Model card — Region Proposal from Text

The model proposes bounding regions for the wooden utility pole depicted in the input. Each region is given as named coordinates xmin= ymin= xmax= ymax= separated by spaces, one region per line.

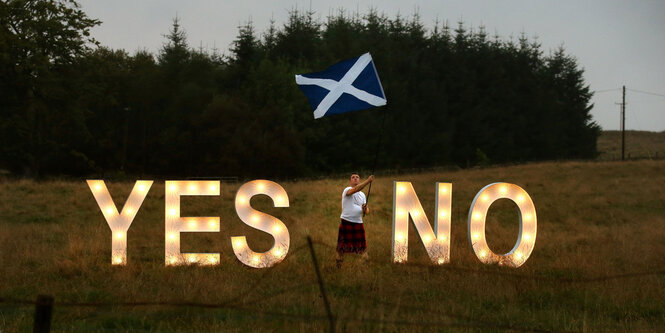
xmin=621 ymin=85 xmax=626 ymax=161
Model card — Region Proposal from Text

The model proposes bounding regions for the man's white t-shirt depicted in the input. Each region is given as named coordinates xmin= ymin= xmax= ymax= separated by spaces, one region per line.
xmin=340 ymin=186 xmax=366 ymax=223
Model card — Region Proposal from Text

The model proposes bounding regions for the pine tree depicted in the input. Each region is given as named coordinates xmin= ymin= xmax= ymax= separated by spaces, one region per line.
xmin=230 ymin=20 xmax=258 ymax=68
xmin=158 ymin=16 xmax=189 ymax=74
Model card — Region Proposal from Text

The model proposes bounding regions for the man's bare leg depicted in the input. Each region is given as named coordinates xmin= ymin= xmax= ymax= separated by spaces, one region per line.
xmin=335 ymin=252 xmax=344 ymax=268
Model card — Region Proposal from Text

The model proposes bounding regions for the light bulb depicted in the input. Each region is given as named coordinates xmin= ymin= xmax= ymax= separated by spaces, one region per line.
xmin=209 ymin=257 xmax=218 ymax=264
xmin=114 ymin=232 xmax=125 ymax=240
xmin=188 ymin=184 xmax=196 ymax=191
xmin=252 ymin=215 xmax=259 ymax=223
xmin=473 ymin=212 xmax=482 ymax=220
xmin=168 ymin=233 xmax=177 ymax=240
xmin=396 ymin=233 xmax=404 ymax=241
xmin=524 ymin=214 xmax=532 ymax=221
xmin=440 ymin=187 xmax=448 ymax=194
xmin=238 ymin=196 xmax=246 ymax=204
xmin=398 ymin=186 xmax=406 ymax=194
xmin=138 ymin=184 xmax=146 ymax=192
xmin=168 ymin=208 xmax=178 ymax=217
xmin=234 ymin=239 xmax=243 ymax=248
xmin=473 ymin=233 xmax=480 ymax=240
xmin=169 ymin=257 xmax=177 ymax=265
xmin=499 ymin=186 xmax=508 ymax=194
xmin=189 ymin=220 xmax=197 ymax=228
xmin=209 ymin=184 xmax=217 ymax=191
xmin=515 ymin=251 xmax=523 ymax=260
xmin=276 ymin=196 xmax=284 ymax=204
xmin=274 ymin=248 xmax=283 ymax=256
xmin=105 ymin=207 xmax=114 ymax=215
xmin=94 ymin=184 xmax=102 ymax=191
xmin=437 ymin=258 xmax=444 ymax=264
xmin=257 ymin=183 xmax=265 ymax=191
xmin=481 ymin=195 xmax=489 ymax=202
xmin=412 ymin=211 xmax=420 ymax=218
xmin=188 ymin=256 xmax=197 ymax=263
xmin=517 ymin=195 xmax=525 ymax=203
xmin=439 ymin=210 xmax=447 ymax=218
xmin=438 ymin=235 xmax=446 ymax=242
xmin=169 ymin=184 xmax=177 ymax=191
xmin=113 ymin=257 xmax=123 ymax=264
xmin=124 ymin=207 xmax=134 ymax=215
xmin=479 ymin=250 xmax=487 ymax=258
xmin=273 ymin=225 xmax=282 ymax=233
xmin=423 ymin=235 xmax=431 ymax=243
xmin=252 ymin=255 xmax=260 ymax=263
xmin=523 ymin=234 xmax=531 ymax=240
xmin=208 ymin=220 xmax=216 ymax=228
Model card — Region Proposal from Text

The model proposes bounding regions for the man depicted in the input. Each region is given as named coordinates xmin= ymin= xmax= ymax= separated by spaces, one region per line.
xmin=336 ymin=172 xmax=374 ymax=267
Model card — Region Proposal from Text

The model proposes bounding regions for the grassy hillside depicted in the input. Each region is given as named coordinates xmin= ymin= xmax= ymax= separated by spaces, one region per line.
xmin=597 ymin=130 xmax=665 ymax=160
xmin=1 ymin=160 xmax=664 ymax=331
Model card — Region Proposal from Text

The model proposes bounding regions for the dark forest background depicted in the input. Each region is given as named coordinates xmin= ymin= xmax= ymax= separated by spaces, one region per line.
xmin=0 ymin=1 xmax=600 ymax=178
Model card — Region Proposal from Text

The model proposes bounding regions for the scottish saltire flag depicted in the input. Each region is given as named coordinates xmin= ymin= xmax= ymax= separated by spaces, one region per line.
xmin=295 ymin=53 xmax=387 ymax=119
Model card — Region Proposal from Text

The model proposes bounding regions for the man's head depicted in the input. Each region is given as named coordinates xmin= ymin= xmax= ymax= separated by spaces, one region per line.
xmin=349 ymin=172 xmax=360 ymax=186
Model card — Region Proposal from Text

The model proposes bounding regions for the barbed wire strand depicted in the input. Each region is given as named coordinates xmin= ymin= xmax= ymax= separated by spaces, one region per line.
xmin=1 ymin=238 xmax=663 ymax=331
xmin=308 ymin=239 xmax=665 ymax=283
xmin=0 ymin=296 xmax=570 ymax=332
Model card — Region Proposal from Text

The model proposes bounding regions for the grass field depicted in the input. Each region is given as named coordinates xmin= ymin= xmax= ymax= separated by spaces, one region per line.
xmin=597 ymin=130 xmax=665 ymax=160
xmin=1 ymin=159 xmax=664 ymax=332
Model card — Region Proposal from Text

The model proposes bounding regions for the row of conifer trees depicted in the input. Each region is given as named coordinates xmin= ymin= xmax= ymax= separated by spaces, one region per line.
xmin=0 ymin=3 xmax=600 ymax=177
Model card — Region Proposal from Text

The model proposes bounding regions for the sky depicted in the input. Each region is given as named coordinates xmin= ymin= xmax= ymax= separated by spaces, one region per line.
xmin=78 ymin=0 xmax=665 ymax=132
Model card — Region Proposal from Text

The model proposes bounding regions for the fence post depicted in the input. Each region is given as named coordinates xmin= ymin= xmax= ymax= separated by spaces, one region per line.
xmin=582 ymin=288 xmax=588 ymax=333
xmin=33 ymin=295 xmax=54 ymax=333
xmin=307 ymin=236 xmax=336 ymax=333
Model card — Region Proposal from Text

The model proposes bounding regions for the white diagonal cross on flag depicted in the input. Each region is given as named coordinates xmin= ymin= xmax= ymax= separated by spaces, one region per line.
xmin=295 ymin=53 xmax=387 ymax=119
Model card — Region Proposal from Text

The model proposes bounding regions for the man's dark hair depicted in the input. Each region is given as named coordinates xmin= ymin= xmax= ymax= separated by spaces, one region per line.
xmin=350 ymin=172 xmax=360 ymax=178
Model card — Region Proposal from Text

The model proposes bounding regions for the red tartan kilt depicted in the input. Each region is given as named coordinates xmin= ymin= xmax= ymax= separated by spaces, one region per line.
xmin=336 ymin=219 xmax=367 ymax=254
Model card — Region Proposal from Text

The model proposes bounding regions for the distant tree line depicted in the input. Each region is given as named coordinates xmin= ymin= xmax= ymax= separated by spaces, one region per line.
xmin=0 ymin=0 xmax=600 ymax=178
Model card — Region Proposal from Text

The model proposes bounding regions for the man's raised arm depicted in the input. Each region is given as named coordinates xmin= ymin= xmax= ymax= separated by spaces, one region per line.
xmin=346 ymin=175 xmax=374 ymax=196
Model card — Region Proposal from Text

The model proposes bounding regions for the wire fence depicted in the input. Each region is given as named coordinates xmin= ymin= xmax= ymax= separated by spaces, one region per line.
xmin=1 ymin=237 xmax=664 ymax=332
xmin=596 ymin=151 xmax=665 ymax=161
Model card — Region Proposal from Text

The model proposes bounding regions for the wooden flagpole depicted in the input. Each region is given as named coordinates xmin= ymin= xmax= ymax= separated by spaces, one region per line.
xmin=363 ymin=108 xmax=388 ymax=216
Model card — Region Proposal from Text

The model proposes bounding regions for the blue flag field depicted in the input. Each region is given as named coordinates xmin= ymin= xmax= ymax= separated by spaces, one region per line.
xmin=295 ymin=53 xmax=387 ymax=119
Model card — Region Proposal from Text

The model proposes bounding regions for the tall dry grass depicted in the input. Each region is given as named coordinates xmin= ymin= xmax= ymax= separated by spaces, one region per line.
xmin=0 ymin=160 xmax=664 ymax=331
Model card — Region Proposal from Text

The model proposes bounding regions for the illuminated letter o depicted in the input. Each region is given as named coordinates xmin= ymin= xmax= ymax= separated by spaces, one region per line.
xmin=467 ymin=183 xmax=537 ymax=267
